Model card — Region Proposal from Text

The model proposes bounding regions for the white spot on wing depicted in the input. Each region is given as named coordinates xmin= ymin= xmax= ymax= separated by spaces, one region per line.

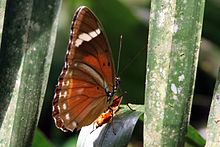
xmin=79 ymin=33 xmax=92 ymax=41
xmin=64 ymin=91 xmax=67 ymax=97
xmin=95 ymin=28 xmax=101 ymax=35
xmin=59 ymin=91 xmax=62 ymax=97
xmin=57 ymin=105 xmax=60 ymax=111
xmin=73 ymin=63 xmax=78 ymax=67
xmin=75 ymin=38 xmax=83 ymax=47
xmin=89 ymin=31 xmax=98 ymax=38
xmin=63 ymin=103 xmax=67 ymax=110
xmin=72 ymin=121 xmax=77 ymax=128
xmin=70 ymin=40 xmax=74 ymax=45
xmin=65 ymin=113 xmax=70 ymax=120
xmin=58 ymin=91 xmax=68 ymax=98
xmin=62 ymin=80 xmax=70 ymax=86
xmin=75 ymin=28 xmax=101 ymax=47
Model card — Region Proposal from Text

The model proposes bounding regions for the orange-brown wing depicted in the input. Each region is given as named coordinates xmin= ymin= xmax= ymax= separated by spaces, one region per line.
xmin=52 ymin=6 xmax=115 ymax=132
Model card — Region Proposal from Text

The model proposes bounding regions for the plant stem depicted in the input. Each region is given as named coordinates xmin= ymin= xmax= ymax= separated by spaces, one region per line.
xmin=206 ymin=69 xmax=220 ymax=147
xmin=144 ymin=0 xmax=205 ymax=146
xmin=0 ymin=0 xmax=62 ymax=146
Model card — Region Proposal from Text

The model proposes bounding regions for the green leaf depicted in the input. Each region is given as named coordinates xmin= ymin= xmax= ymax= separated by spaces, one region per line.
xmin=120 ymin=105 xmax=206 ymax=146
xmin=32 ymin=128 xmax=54 ymax=147
xmin=61 ymin=135 xmax=78 ymax=147
xmin=185 ymin=125 xmax=206 ymax=147
xmin=77 ymin=108 xmax=143 ymax=147
xmin=76 ymin=104 xmax=205 ymax=147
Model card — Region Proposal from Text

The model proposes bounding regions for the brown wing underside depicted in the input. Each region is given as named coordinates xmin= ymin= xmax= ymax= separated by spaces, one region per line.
xmin=52 ymin=6 xmax=116 ymax=131
xmin=67 ymin=6 xmax=115 ymax=87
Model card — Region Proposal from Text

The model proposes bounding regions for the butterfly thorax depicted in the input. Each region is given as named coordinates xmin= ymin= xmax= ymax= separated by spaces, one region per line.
xmin=106 ymin=76 xmax=120 ymax=104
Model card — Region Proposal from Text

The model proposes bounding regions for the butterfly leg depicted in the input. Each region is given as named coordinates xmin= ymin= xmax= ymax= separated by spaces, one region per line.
xmin=90 ymin=122 xmax=96 ymax=134
xmin=108 ymin=107 xmax=117 ymax=135
xmin=117 ymin=90 xmax=135 ymax=111
xmin=124 ymin=91 xmax=135 ymax=111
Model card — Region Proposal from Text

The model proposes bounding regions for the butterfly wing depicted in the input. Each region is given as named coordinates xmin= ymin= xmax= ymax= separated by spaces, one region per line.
xmin=52 ymin=6 xmax=116 ymax=132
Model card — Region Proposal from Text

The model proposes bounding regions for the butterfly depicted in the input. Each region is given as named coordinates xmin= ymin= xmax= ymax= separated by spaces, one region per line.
xmin=52 ymin=6 xmax=121 ymax=132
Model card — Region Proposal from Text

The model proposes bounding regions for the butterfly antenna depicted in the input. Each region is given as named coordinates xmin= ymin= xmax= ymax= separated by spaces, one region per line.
xmin=119 ymin=46 xmax=146 ymax=75
xmin=116 ymin=35 xmax=123 ymax=75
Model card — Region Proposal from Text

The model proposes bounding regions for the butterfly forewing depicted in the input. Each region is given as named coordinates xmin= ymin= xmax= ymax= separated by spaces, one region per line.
xmin=67 ymin=7 xmax=115 ymax=86
xmin=52 ymin=6 xmax=116 ymax=132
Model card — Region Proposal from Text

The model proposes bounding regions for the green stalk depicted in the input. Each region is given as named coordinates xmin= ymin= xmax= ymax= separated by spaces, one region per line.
xmin=144 ymin=0 xmax=205 ymax=146
xmin=0 ymin=0 xmax=7 ymax=44
xmin=205 ymin=69 xmax=220 ymax=147
xmin=0 ymin=0 xmax=62 ymax=146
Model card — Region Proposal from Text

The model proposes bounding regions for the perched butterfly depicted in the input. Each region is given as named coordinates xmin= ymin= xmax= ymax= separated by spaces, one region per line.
xmin=52 ymin=6 xmax=121 ymax=132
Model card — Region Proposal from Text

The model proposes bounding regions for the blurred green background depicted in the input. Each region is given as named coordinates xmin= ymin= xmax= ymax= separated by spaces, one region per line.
xmin=37 ymin=0 xmax=220 ymax=146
